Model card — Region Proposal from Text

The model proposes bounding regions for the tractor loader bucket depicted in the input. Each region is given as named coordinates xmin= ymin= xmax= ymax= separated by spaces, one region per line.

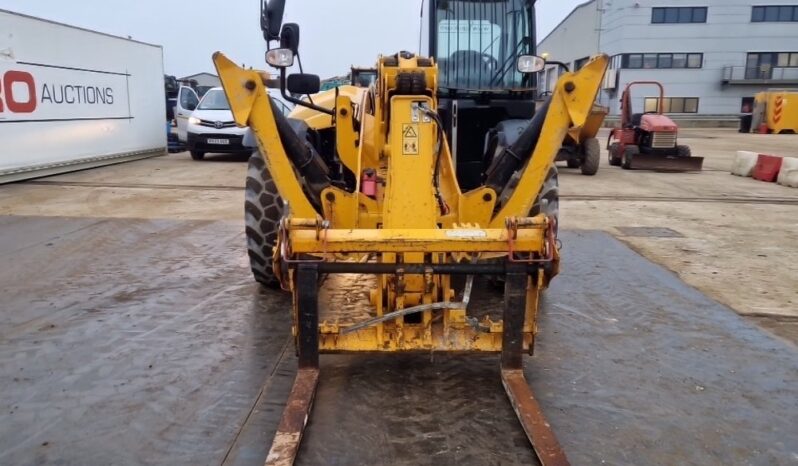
xmin=573 ymin=104 xmax=608 ymax=144
xmin=628 ymin=153 xmax=705 ymax=172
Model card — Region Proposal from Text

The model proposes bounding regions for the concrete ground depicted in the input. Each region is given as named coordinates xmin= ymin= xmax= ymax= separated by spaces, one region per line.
xmin=1 ymin=129 xmax=797 ymax=465
xmin=560 ymin=128 xmax=798 ymax=343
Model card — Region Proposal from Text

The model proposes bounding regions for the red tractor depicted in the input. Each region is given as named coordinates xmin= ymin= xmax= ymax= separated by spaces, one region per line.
xmin=608 ymin=81 xmax=703 ymax=171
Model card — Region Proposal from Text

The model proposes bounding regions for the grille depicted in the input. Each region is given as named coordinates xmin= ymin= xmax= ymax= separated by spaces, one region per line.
xmin=651 ymin=132 xmax=677 ymax=149
xmin=199 ymin=119 xmax=236 ymax=129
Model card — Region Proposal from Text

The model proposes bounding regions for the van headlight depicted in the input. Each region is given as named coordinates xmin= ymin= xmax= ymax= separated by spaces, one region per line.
xmin=188 ymin=117 xmax=201 ymax=125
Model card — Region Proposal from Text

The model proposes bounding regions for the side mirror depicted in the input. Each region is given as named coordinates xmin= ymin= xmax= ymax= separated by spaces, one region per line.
xmin=266 ymin=48 xmax=295 ymax=68
xmin=261 ymin=0 xmax=286 ymax=41
xmin=186 ymin=101 xmax=197 ymax=111
xmin=287 ymin=73 xmax=320 ymax=95
xmin=280 ymin=23 xmax=300 ymax=55
xmin=517 ymin=55 xmax=546 ymax=74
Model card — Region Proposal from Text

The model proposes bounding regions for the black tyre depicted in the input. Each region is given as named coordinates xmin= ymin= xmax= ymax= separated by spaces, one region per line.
xmin=608 ymin=143 xmax=622 ymax=166
xmin=621 ymin=145 xmax=637 ymax=170
xmin=677 ymin=145 xmax=692 ymax=158
xmin=566 ymin=158 xmax=581 ymax=169
xmin=245 ymin=151 xmax=283 ymax=288
xmin=190 ymin=150 xmax=205 ymax=160
xmin=531 ymin=166 xmax=559 ymax=236
xmin=490 ymin=166 xmax=559 ymax=287
xmin=580 ymin=137 xmax=600 ymax=176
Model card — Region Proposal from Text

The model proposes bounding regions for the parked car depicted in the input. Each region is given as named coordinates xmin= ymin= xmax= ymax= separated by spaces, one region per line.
xmin=174 ymin=86 xmax=292 ymax=160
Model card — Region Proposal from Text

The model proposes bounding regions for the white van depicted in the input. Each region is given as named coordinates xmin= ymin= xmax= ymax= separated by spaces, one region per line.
xmin=174 ymin=86 xmax=293 ymax=160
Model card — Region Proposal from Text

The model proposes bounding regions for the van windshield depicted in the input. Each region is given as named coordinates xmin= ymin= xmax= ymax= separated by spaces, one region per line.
xmin=197 ymin=90 xmax=230 ymax=110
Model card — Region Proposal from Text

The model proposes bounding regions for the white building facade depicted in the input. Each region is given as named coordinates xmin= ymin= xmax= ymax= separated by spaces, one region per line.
xmin=538 ymin=0 xmax=798 ymax=119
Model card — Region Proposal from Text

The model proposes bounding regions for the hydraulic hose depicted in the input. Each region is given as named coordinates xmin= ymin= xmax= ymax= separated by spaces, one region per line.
xmin=268 ymin=97 xmax=331 ymax=207
xmin=484 ymin=98 xmax=551 ymax=195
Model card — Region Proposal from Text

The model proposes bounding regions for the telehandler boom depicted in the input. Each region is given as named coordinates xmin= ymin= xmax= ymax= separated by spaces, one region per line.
xmin=214 ymin=1 xmax=608 ymax=464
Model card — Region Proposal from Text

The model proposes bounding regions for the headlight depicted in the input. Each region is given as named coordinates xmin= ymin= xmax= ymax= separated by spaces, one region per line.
xmin=188 ymin=117 xmax=201 ymax=125
xmin=517 ymin=55 xmax=546 ymax=74
xmin=266 ymin=48 xmax=295 ymax=68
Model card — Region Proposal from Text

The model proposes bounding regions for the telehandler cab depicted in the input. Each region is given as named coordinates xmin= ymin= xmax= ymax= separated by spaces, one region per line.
xmin=214 ymin=0 xmax=608 ymax=464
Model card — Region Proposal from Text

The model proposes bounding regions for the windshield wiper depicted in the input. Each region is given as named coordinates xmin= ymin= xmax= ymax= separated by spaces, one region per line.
xmin=489 ymin=37 xmax=530 ymax=87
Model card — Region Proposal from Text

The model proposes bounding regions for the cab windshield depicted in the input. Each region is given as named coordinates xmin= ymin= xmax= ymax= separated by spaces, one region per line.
xmin=197 ymin=89 xmax=230 ymax=111
xmin=435 ymin=0 xmax=533 ymax=91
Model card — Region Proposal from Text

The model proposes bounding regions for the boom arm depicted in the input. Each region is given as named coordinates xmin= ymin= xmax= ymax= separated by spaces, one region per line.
xmin=213 ymin=52 xmax=608 ymax=229
xmin=490 ymin=55 xmax=608 ymax=227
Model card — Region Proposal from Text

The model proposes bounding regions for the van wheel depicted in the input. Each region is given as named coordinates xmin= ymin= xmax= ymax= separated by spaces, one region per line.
xmin=190 ymin=150 xmax=205 ymax=160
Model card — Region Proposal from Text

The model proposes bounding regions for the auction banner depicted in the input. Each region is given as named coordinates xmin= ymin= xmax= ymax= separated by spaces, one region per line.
xmin=0 ymin=9 xmax=166 ymax=182
xmin=0 ymin=61 xmax=131 ymax=122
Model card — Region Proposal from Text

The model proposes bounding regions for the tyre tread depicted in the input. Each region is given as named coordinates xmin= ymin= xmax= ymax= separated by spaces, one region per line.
xmin=245 ymin=151 xmax=283 ymax=288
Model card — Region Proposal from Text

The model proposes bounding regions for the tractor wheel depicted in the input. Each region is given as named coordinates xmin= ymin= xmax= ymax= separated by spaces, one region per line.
xmin=580 ymin=138 xmax=601 ymax=176
xmin=677 ymin=145 xmax=692 ymax=158
xmin=608 ymin=143 xmax=622 ymax=166
xmin=531 ymin=166 xmax=559 ymax=236
xmin=190 ymin=150 xmax=205 ymax=160
xmin=490 ymin=166 xmax=559 ymax=288
xmin=245 ymin=151 xmax=284 ymax=288
xmin=621 ymin=145 xmax=638 ymax=170
xmin=566 ymin=158 xmax=581 ymax=169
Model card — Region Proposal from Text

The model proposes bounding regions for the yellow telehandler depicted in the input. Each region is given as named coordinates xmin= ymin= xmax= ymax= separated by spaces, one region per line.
xmin=215 ymin=1 xmax=608 ymax=464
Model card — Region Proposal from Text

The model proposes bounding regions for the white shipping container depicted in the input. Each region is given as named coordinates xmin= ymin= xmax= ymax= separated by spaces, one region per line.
xmin=0 ymin=9 xmax=166 ymax=183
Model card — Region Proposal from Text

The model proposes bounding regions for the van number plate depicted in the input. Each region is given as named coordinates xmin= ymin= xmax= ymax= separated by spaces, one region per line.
xmin=207 ymin=138 xmax=229 ymax=145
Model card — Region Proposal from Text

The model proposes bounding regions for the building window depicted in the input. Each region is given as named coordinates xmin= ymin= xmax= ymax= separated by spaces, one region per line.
xmin=621 ymin=53 xmax=703 ymax=69
xmin=752 ymin=5 xmax=798 ymax=22
xmin=746 ymin=52 xmax=798 ymax=78
xmin=643 ymin=54 xmax=658 ymax=69
xmin=652 ymin=7 xmax=708 ymax=23
xmin=644 ymin=97 xmax=700 ymax=113
xmin=574 ymin=57 xmax=590 ymax=71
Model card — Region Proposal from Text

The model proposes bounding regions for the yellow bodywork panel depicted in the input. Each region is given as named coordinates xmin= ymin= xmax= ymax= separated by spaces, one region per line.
xmin=288 ymin=85 xmax=366 ymax=130
xmin=287 ymin=224 xmax=546 ymax=254
xmin=383 ymin=96 xmax=438 ymax=229
xmin=334 ymin=95 xmax=358 ymax=174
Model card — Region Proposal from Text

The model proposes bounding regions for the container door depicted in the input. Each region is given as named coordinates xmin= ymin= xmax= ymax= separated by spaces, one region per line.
xmin=175 ymin=86 xmax=199 ymax=142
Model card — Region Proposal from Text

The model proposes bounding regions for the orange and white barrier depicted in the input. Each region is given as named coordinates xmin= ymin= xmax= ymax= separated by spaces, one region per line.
xmin=777 ymin=157 xmax=798 ymax=188
xmin=730 ymin=151 xmax=758 ymax=177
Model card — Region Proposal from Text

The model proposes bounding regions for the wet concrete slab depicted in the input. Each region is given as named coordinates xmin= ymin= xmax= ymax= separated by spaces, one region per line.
xmin=0 ymin=216 xmax=291 ymax=465
xmin=1 ymin=218 xmax=796 ymax=465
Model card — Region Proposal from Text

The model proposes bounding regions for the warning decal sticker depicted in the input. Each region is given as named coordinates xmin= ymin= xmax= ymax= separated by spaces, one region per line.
xmin=402 ymin=124 xmax=418 ymax=155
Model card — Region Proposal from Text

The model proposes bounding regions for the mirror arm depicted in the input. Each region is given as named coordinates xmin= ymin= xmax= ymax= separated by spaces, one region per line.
xmin=279 ymin=68 xmax=335 ymax=116
xmin=546 ymin=60 xmax=570 ymax=73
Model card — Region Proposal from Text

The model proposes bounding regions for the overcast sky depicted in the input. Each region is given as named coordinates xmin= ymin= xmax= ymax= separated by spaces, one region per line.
xmin=1 ymin=0 xmax=584 ymax=78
